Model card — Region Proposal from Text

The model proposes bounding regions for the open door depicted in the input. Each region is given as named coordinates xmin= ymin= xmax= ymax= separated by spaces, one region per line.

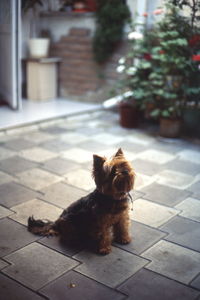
xmin=0 ymin=0 xmax=21 ymax=110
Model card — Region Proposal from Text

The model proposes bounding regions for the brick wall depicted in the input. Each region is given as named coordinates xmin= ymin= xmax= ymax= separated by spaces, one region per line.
xmin=50 ymin=27 xmax=127 ymax=102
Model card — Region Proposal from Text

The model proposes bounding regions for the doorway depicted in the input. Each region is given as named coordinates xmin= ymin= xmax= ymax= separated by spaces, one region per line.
xmin=0 ymin=0 xmax=21 ymax=110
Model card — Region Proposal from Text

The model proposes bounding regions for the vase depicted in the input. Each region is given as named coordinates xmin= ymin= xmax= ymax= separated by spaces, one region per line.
xmin=159 ymin=117 xmax=182 ymax=138
xmin=29 ymin=38 xmax=50 ymax=58
xmin=119 ymin=102 xmax=139 ymax=128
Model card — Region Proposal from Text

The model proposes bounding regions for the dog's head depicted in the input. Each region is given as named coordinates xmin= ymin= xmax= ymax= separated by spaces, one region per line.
xmin=93 ymin=148 xmax=135 ymax=200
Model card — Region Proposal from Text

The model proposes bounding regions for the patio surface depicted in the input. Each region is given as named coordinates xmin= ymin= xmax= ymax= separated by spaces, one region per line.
xmin=0 ymin=109 xmax=200 ymax=300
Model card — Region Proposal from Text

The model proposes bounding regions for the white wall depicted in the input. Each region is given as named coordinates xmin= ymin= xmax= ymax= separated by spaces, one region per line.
xmin=39 ymin=14 xmax=95 ymax=42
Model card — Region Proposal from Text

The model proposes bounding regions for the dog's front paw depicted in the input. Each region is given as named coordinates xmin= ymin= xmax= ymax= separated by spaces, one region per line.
xmin=98 ymin=246 xmax=112 ymax=255
xmin=115 ymin=236 xmax=132 ymax=245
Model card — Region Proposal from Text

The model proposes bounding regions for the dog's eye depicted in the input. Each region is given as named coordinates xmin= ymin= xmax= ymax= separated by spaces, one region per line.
xmin=111 ymin=167 xmax=116 ymax=176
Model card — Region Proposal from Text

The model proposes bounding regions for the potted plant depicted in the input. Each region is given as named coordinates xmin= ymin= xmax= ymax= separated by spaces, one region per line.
xmin=146 ymin=3 xmax=193 ymax=137
xmin=183 ymin=33 xmax=200 ymax=135
xmin=116 ymin=24 xmax=155 ymax=128
xmin=116 ymin=2 xmax=200 ymax=135
xmin=22 ymin=0 xmax=50 ymax=58
xmin=172 ymin=0 xmax=200 ymax=136
xmin=93 ymin=0 xmax=130 ymax=63
xmin=118 ymin=94 xmax=139 ymax=129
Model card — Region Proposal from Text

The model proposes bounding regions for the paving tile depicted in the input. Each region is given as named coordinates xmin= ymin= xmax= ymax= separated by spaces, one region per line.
xmin=142 ymin=240 xmax=200 ymax=284
xmin=132 ymin=159 xmax=163 ymax=176
xmin=40 ymin=270 xmax=125 ymax=300
xmin=115 ymin=141 xmax=147 ymax=153
xmin=3 ymin=243 xmax=79 ymax=290
xmin=140 ymin=183 xmax=191 ymax=206
xmin=23 ymin=131 xmax=55 ymax=143
xmin=39 ymin=119 xmax=65 ymax=129
xmin=187 ymin=181 xmax=200 ymax=199
xmin=107 ymin=125 xmax=133 ymax=136
xmin=10 ymin=198 xmax=62 ymax=225
xmin=160 ymin=216 xmax=200 ymax=252
xmin=76 ymin=126 xmax=103 ymax=136
xmin=5 ymin=125 xmax=38 ymax=135
xmin=60 ymin=132 xmax=89 ymax=144
xmin=114 ymin=221 xmax=166 ymax=255
xmin=19 ymin=147 xmax=57 ymax=163
xmin=136 ymin=149 xmax=175 ymax=164
xmin=191 ymin=274 xmax=200 ymax=290
xmin=0 ymin=182 xmax=38 ymax=208
xmin=156 ymin=170 xmax=195 ymax=189
xmin=40 ymin=182 xmax=86 ymax=209
xmin=175 ymin=197 xmax=200 ymax=222
xmin=0 ymin=259 xmax=9 ymax=270
xmin=39 ymin=235 xmax=83 ymax=257
xmin=0 ymin=273 xmax=44 ymax=300
xmin=164 ymin=159 xmax=200 ymax=176
xmin=0 ymin=170 xmax=13 ymax=185
xmin=151 ymin=139 xmax=183 ymax=154
xmin=62 ymin=148 xmax=93 ymax=163
xmin=0 ymin=218 xmax=38 ymax=257
xmin=178 ymin=149 xmax=200 ymax=164
xmin=0 ymin=134 xmax=13 ymax=143
xmin=129 ymin=190 xmax=144 ymax=201
xmin=0 ymin=146 xmax=16 ymax=160
xmin=65 ymin=169 xmax=95 ymax=191
xmin=42 ymin=158 xmax=79 ymax=175
xmin=16 ymin=168 xmax=61 ymax=190
xmin=66 ymin=113 xmax=93 ymax=124
xmin=130 ymin=198 xmax=179 ymax=228
xmin=127 ymin=134 xmax=154 ymax=146
xmin=74 ymin=247 xmax=148 ymax=288
xmin=0 ymin=205 xmax=13 ymax=219
xmin=41 ymin=138 xmax=71 ymax=152
xmin=78 ymin=140 xmax=108 ymax=152
xmin=59 ymin=120 xmax=84 ymax=131
xmin=3 ymin=138 xmax=36 ymax=151
xmin=41 ymin=125 xmax=67 ymax=134
xmin=0 ymin=156 xmax=37 ymax=174
xmin=118 ymin=269 xmax=199 ymax=300
xmin=86 ymin=119 xmax=109 ymax=130
xmin=90 ymin=133 xmax=124 ymax=145
xmin=134 ymin=173 xmax=155 ymax=190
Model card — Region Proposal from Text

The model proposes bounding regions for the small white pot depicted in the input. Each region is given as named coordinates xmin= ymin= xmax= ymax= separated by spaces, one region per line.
xmin=29 ymin=38 xmax=50 ymax=58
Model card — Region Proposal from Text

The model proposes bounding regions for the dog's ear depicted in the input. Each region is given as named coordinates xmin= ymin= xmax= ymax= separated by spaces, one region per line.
xmin=93 ymin=155 xmax=105 ymax=171
xmin=93 ymin=155 xmax=106 ymax=189
xmin=115 ymin=148 xmax=124 ymax=157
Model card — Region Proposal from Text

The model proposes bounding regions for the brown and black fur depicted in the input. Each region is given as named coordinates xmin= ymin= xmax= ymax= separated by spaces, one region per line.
xmin=28 ymin=148 xmax=135 ymax=255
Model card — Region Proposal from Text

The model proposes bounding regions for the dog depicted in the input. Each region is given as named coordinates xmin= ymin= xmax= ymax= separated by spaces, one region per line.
xmin=28 ymin=148 xmax=135 ymax=255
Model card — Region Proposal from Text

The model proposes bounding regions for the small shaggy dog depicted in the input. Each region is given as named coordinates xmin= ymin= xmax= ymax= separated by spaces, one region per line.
xmin=28 ymin=148 xmax=135 ymax=255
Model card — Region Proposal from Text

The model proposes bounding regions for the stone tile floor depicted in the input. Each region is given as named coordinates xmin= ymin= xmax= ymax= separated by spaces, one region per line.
xmin=0 ymin=110 xmax=200 ymax=300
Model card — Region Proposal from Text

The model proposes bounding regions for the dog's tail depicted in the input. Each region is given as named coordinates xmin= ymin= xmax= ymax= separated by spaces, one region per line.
xmin=28 ymin=216 xmax=59 ymax=236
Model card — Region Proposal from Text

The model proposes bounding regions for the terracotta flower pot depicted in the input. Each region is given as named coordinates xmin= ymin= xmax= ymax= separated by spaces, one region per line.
xmin=119 ymin=102 xmax=139 ymax=128
xmin=159 ymin=118 xmax=182 ymax=138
